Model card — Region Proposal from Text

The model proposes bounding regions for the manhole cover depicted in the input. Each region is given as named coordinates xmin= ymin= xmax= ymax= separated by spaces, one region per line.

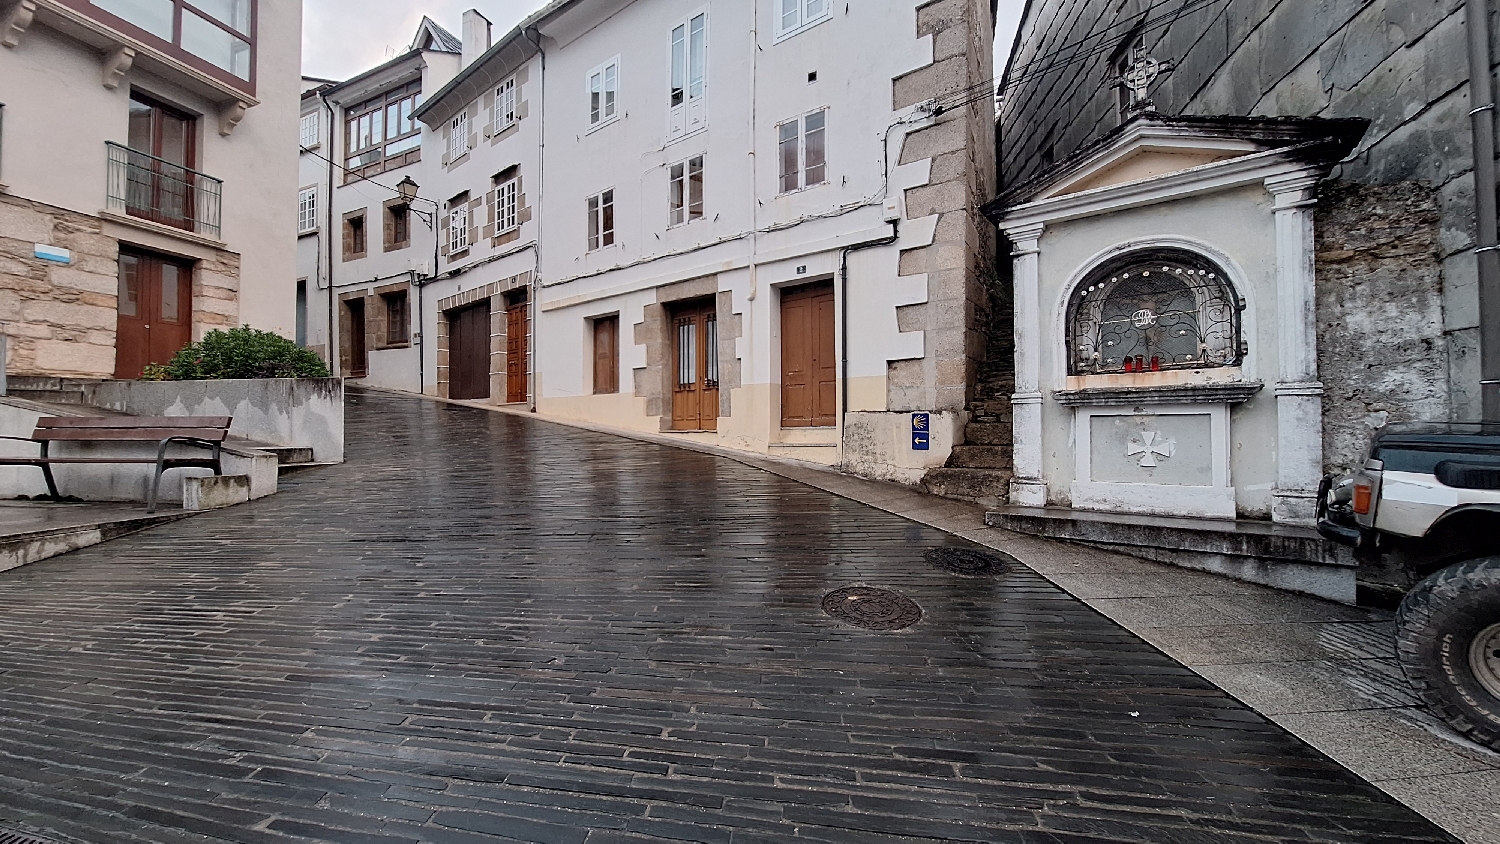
xmin=926 ymin=547 xmax=1013 ymax=577
xmin=822 ymin=586 xmax=922 ymax=630
xmin=0 ymin=827 xmax=58 ymax=844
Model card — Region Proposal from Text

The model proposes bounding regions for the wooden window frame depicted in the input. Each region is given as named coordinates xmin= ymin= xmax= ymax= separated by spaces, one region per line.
xmin=343 ymin=210 xmax=367 ymax=261
xmin=344 ymin=81 xmax=422 ymax=179
xmin=668 ymin=155 xmax=704 ymax=227
xmin=62 ymin=0 xmax=258 ymax=92
xmin=448 ymin=197 xmax=470 ymax=254
xmin=383 ymin=200 xmax=411 ymax=252
xmin=777 ymin=108 xmax=827 ymax=195
xmin=495 ymin=76 xmax=518 ymax=131
xmin=668 ymin=11 xmax=707 ymax=140
xmin=448 ymin=110 xmax=470 ymax=162
xmin=299 ymin=111 xmax=318 ymax=147
xmin=587 ymin=189 xmax=615 ymax=251
xmin=382 ymin=289 xmax=410 ymax=346
xmin=773 ymin=0 xmax=831 ymax=42
xmin=588 ymin=57 xmax=620 ymax=129
xmin=297 ymin=186 xmax=317 ymax=234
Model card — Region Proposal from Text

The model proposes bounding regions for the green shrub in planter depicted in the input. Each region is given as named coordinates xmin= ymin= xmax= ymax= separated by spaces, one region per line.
xmin=148 ymin=326 xmax=330 ymax=380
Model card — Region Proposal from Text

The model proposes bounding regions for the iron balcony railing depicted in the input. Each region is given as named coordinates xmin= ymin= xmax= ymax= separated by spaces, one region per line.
xmin=105 ymin=141 xmax=223 ymax=239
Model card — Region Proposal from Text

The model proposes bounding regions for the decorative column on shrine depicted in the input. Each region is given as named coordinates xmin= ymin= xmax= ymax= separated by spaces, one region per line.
xmin=1266 ymin=169 xmax=1327 ymax=525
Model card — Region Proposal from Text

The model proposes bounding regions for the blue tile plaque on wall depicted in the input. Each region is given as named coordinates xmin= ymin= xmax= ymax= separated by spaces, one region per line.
xmin=911 ymin=413 xmax=929 ymax=450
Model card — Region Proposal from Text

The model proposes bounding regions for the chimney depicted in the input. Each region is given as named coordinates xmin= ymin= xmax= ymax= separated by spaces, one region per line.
xmin=461 ymin=9 xmax=492 ymax=68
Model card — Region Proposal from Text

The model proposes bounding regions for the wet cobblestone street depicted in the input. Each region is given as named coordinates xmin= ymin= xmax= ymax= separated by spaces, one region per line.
xmin=0 ymin=390 xmax=1460 ymax=842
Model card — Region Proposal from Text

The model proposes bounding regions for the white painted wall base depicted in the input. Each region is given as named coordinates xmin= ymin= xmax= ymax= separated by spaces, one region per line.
xmin=1071 ymin=481 xmax=1238 ymax=519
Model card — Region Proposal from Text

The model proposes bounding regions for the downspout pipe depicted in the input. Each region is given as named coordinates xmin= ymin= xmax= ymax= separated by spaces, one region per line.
xmin=1467 ymin=0 xmax=1500 ymax=422
xmin=320 ymin=91 xmax=336 ymax=376
xmin=525 ymin=26 xmax=545 ymax=414
xmin=839 ymin=222 xmax=899 ymax=431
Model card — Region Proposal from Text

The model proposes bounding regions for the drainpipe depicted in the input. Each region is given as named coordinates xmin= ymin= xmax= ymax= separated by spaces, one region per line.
xmin=320 ymin=91 xmax=337 ymax=377
xmin=525 ymin=27 xmax=545 ymax=413
xmin=838 ymin=222 xmax=899 ymax=431
xmin=1466 ymin=0 xmax=1500 ymax=422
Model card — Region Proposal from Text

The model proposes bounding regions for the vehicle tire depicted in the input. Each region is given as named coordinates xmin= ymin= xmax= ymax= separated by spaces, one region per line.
xmin=1396 ymin=556 xmax=1500 ymax=751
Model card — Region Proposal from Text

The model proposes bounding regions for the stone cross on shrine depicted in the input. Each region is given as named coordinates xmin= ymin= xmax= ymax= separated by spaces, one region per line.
xmin=1117 ymin=41 xmax=1174 ymax=115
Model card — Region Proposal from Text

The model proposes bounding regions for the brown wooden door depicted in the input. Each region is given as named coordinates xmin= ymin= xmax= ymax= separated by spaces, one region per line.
xmin=781 ymin=281 xmax=837 ymax=427
xmin=127 ymin=93 xmax=197 ymax=231
xmin=670 ymin=298 xmax=719 ymax=431
xmin=115 ymin=250 xmax=193 ymax=379
xmin=449 ymin=302 xmax=490 ymax=400
xmin=345 ymin=299 xmax=368 ymax=377
xmin=593 ymin=315 xmax=619 ymax=394
xmin=506 ymin=297 xmax=529 ymax=404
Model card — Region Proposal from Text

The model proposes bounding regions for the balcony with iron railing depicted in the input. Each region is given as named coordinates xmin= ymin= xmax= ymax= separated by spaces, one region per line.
xmin=105 ymin=142 xmax=223 ymax=240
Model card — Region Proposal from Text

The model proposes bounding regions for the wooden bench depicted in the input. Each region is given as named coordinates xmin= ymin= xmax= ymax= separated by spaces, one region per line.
xmin=0 ymin=416 xmax=231 ymax=513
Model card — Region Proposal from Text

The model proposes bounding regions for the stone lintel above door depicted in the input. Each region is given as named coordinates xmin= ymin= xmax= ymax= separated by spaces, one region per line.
xmin=1054 ymin=381 xmax=1262 ymax=407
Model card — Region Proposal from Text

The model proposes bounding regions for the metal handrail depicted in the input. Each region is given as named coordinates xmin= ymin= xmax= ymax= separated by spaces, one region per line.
xmin=105 ymin=141 xmax=223 ymax=239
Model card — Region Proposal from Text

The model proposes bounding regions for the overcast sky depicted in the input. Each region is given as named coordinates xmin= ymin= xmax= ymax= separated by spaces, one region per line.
xmin=301 ymin=0 xmax=1026 ymax=85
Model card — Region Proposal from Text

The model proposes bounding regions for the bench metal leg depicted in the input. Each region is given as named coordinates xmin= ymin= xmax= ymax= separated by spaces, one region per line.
xmin=38 ymin=463 xmax=60 ymax=501
xmin=149 ymin=442 xmax=171 ymax=515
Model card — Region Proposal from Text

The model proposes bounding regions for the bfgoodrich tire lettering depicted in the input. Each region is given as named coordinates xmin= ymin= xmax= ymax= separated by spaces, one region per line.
xmin=1396 ymin=557 xmax=1500 ymax=750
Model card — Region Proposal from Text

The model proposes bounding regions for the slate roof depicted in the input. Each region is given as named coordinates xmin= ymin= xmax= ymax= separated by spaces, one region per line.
xmin=412 ymin=16 xmax=462 ymax=54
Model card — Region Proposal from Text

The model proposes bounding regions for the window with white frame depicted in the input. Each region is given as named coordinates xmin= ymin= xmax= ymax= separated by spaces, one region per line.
xmin=669 ymin=13 xmax=707 ymax=140
xmin=297 ymin=187 xmax=317 ymax=233
xmin=775 ymin=0 xmax=831 ymax=40
xmin=587 ymin=189 xmax=615 ymax=250
xmin=495 ymin=76 xmax=517 ymax=130
xmin=448 ymin=111 xmax=470 ymax=162
xmin=777 ymin=108 xmax=827 ymax=193
xmin=495 ymin=176 xmax=519 ymax=233
xmin=299 ymin=111 xmax=318 ymax=147
xmin=669 ymin=156 xmax=704 ymax=227
xmin=448 ymin=199 xmax=470 ymax=253
xmin=588 ymin=58 xmax=619 ymax=128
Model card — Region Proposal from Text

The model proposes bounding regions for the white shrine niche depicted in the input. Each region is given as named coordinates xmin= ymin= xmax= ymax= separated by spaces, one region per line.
xmin=1057 ymin=247 xmax=1256 ymax=519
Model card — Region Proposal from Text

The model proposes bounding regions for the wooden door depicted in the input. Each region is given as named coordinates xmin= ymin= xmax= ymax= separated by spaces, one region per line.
xmin=449 ymin=302 xmax=490 ymax=400
xmin=345 ymin=299 xmax=368 ymax=377
xmin=781 ymin=281 xmax=836 ymax=427
xmin=593 ymin=315 xmax=619 ymax=394
xmin=126 ymin=93 xmax=197 ymax=230
xmin=670 ymin=299 xmax=719 ymax=431
xmin=115 ymin=250 xmax=193 ymax=379
xmin=505 ymin=297 xmax=529 ymax=403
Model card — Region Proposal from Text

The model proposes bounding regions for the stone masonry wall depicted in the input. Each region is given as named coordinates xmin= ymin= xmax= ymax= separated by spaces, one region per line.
xmin=1000 ymin=0 xmax=1489 ymax=419
xmin=888 ymin=0 xmax=996 ymax=413
xmin=0 ymin=194 xmax=118 ymax=377
xmin=1316 ymin=180 xmax=1447 ymax=474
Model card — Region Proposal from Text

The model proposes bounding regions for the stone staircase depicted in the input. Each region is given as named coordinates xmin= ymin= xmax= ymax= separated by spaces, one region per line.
xmin=921 ymin=377 xmax=1015 ymax=508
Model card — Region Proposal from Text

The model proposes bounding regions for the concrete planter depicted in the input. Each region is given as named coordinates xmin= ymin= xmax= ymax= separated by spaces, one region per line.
xmin=91 ymin=377 xmax=344 ymax=463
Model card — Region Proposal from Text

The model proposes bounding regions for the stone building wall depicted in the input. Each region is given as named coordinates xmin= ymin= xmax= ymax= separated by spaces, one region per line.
xmin=1316 ymin=180 xmax=1447 ymax=473
xmin=1000 ymin=0 xmax=1486 ymax=429
xmin=888 ymin=0 xmax=998 ymax=414
xmin=0 ymin=194 xmax=119 ymax=378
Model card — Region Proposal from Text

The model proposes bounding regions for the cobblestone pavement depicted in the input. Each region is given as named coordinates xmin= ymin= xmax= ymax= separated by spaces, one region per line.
xmin=0 ymin=390 xmax=1461 ymax=843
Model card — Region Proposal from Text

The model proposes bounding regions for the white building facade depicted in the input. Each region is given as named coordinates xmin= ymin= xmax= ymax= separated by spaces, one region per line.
xmin=408 ymin=0 xmax=998 ymax=484
xmin=295 ymin=18 xmax=461 ymax=395
xmin=1 ymin=0 xmax=301 ymax=379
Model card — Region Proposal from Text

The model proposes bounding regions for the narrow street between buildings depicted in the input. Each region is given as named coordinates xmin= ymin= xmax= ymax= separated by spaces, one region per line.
xmin=0 ymin=390 xmax=1461 ymax=843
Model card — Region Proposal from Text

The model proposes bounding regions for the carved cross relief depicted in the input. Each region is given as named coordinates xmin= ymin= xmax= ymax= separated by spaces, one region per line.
xmin=1126 ymin=431 xmax=1176 ymax=468
xmin=1117 ymin=42 xmax=1174 ymax=115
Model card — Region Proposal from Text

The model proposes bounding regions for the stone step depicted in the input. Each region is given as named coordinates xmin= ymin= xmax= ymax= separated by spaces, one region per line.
xmin=920 ymin=467 xmax=1012 ymax=505
xmin=963 ymin=422 xmax=1011 ymax=445
xmin=278 ymin=461 xmax=341 ymax=475
xmin=946 ymin=445 xmax=1014 ymax=470
xmin=257 ymin=446 xmax=315 ymax=465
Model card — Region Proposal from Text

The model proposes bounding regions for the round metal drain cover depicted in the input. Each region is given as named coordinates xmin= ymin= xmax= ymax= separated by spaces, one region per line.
xmin=926 ymin=547 xmax=1013 ymax=577
xmin=822 ymin=586 xmax=922 ymax=630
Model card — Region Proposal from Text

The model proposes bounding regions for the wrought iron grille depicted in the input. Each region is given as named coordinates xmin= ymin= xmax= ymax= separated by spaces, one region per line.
xmin=105 ymin=141 xmax=223 ymax=239
xmin=1068 ymin=249 xmax=1241 ymax=375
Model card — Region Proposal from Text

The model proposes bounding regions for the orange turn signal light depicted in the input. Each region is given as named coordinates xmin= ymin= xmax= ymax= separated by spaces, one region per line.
xmin=1352 ymin=484 xmax=1372 ymax=515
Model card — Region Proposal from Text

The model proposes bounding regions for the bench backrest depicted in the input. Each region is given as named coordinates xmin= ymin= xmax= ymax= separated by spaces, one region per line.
xmin=32 ymin=416 xmax=232 ymax=443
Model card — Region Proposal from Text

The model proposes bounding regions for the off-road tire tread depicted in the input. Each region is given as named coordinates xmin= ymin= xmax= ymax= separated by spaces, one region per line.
xmin=1395 ymin=556 xmax=1500 ymax=750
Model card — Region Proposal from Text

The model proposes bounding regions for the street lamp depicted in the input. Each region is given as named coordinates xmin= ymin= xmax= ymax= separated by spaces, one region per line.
xmin=391 ymin=176 xmax=439 ymax=397
xmin=396 ymin=175 xmax=419 ymax=203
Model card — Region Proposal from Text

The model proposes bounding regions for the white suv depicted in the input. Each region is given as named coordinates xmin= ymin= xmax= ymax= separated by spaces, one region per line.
xmin=1319 ymin=423 xmax=1500 ymax=750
